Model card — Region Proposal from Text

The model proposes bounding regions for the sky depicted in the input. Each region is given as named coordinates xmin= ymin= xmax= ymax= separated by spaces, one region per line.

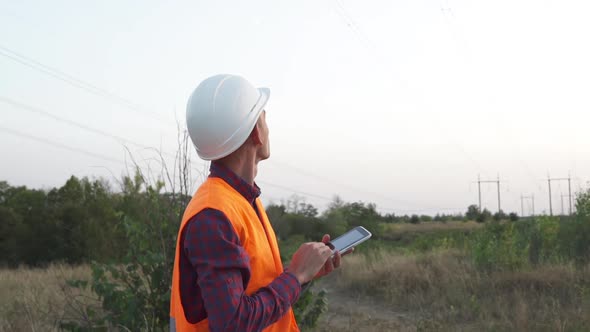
xmin=1 ymin=0 xmax=589 ymax=216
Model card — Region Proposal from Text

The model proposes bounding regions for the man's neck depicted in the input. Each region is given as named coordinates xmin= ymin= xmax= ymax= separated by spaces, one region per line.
xmin=216 ymin=156 xmax=258 ymax=185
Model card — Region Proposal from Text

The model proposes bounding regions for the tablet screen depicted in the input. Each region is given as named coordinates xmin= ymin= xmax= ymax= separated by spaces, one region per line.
xmin=330 ymin=228 xmax=366 ymax=252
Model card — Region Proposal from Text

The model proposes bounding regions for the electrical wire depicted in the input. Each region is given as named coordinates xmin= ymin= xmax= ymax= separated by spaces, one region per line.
xmin=0 ymin=125 xmax=126 ymax=165
xmin=0 ymin=44 xmax=172 ymax=125
xmin=0 ymin=96 xmax=177 ymax=159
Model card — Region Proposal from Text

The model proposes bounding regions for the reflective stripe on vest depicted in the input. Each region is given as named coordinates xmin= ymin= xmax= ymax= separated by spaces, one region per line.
xmin=169 ymin=177 xmax=299 ymax=332
xmin=170 ymin=317 xmax=176 ymax=332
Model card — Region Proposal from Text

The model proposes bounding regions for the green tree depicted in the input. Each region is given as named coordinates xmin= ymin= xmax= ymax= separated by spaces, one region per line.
xmin=576 ymin=188 xmax=590 ymax=218
xmin=7 ymin=185 xmax=58 ymax=265
xmin=466 ymin=204 xmax=480 ymax=221
xmin=509 ymin=212 xmax=519 ymax=222
xmin=51 ymin=176 xmax=88 ymax=264
xmin=66 ymin=170 xmax=183 ymax=330
xmin=325 ymin=201 xmax=381 ymax=234
xmin=66 ymin=132 xmax=196 ymax=330
xmin=267 ymin=203 xmax=290 ymax=239
xmin=382 ymin=212 xmax=398 ymax=223
xmin=476 ymin=208 xmax=492 ymax=223
xmin=493 ymin=209 xmax=507 ymax=222
xmin=420 ymin=215 xmax=433 ymax=222
xmin=557 ymin=187 xmax=590 ymax=263
xmin=0 ymin=204 xmax=21 ymax=266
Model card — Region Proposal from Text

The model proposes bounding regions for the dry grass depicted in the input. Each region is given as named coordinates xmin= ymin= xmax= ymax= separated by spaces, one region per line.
xmin=0 ymin=264 xmax=98 ymax=332
xmin=323 ymin=249 xmax=590 ymax=331
xmin=383 ymin=220 xmax=483 ymax=235
xmin=3 ymin=253 xmax=590 ymax=332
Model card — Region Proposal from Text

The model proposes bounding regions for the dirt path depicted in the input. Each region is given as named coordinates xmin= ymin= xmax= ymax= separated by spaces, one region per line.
xmin=311 ymin=281 xmax=420 ymax=332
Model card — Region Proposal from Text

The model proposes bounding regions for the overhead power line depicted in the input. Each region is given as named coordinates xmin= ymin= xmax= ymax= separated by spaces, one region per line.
xmin=256 ymin=180 xmax=334 ymax=201
xmin=0 ymin=126 xmax=332 ymax=206
xmin=258 ymin=179 xmax=464 ymax=214
xmin=0 ymin=124 xmax=465 ymax=215
xmin=1 ymin=95 xmax=455 ymax=212
xmin=331 ymin=1 xmax=488 ymax=177
xmin=334 ymin=0 xmax=377 ymax=54
xmin=0 ymin=96 xmax=211 ymax=184
xmin=0 ymin=126 xmax=125 ymax=165
xmin=0 ymin=43 xmax=488 ymax=211
xmin=0 ymin=96 xmax=177 ymax=159
xmin=0 ymin=125 xmax=208 ymax=190
xmin=269 ymin=159 xmax=423 ymax=208
xmin=0 ymin=38 xmax=518 ymax=214
xmin=0 ymin=44 xmax=170 ymax=124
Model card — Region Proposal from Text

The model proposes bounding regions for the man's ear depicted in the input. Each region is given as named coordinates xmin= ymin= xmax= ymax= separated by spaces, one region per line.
xmin=250 ymin=122 xmax=262 ymax=145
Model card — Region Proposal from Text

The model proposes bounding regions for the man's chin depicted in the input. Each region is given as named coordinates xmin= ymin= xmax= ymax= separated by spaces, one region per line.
xmin=256 ymin=151 xmax=270 ymax=163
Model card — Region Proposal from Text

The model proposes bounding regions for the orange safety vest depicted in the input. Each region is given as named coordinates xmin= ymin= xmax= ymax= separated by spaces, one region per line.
xmin=169 ymin=177 xmax=300 ymax=332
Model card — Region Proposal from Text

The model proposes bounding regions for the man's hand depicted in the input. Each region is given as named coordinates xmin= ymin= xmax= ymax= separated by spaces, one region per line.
xmin=288 ymin=242 xmax=333 ymax=285
xmin=314 ymin=234 xmax=354 ymax=279
xmin=313 ymin=234 xmax=339 ymax=279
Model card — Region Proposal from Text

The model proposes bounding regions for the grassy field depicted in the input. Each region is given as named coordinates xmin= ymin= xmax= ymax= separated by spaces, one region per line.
xmin=313 ymin=249 xmax=590 ymax=331
xmin=2 ymin=221 xmax=590 ymax=331
xmin=382 ymin=220 xmax=483 ymax=235
xmin=0 ymin=264 xmax=97 ymax=332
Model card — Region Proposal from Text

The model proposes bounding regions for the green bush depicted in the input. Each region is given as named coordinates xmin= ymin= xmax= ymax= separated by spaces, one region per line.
xmin=471 ymin=222 xmax=528 ymax=270
xmin=557 ymin=188 xmax=590 ymax=264
xmin=576 ymin=188 xmax=590 ymax=218
xmin=476 ymin=208 xmax=492 ymax=223
xmin=466 ymin=204 xmax=480 ymax=221
xmin=293 ymin=287 xmax=328 ymax=330
xmin=470 ymin=215 xmax=577 ymax=271
xmin=420 ymin=215 xmax=433 ymax=222
xmin=65 ymin=172 xmax=182 ymax=331
xmin=509 ymin=216 xmax=559 ymax=265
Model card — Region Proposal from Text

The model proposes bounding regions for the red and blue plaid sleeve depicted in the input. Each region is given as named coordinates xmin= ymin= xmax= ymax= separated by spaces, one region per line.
xmin=183 ymin=208 xmax=301 ymax=331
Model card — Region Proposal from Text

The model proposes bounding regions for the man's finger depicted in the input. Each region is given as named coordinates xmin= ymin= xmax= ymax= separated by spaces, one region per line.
xmin=332 ymin=250 xmax=342 ymax=269
xmin=322 ymin=234 xmax=330 ymax=244
xmin=341 ymin=247 xmax=355 ymax=256
xmin=323 ymin=255 xmax=334 ymax=273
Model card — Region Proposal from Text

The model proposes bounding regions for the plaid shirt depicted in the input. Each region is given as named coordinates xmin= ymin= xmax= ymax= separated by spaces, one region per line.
xmin=179 ymin=162 xmax=301 ymax=331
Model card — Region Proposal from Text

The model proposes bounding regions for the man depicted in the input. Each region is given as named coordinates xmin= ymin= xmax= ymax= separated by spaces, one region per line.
xmin=170 ymin=74 xmax=343 ymax=332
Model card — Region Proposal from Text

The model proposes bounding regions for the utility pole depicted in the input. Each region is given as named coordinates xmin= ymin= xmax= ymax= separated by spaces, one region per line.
xmin=521 ymin=194 xmax=535 ymax=217
xmin=497 ymin=174 xmax=501 ymax=212
xmin=568 ymin=175 xmax=572 ymax=215
xmin=547 ymin=174 xmax=553 ymax=216
xmin=547 ymin=174 xmax=573 ymax=216
xmin=478 ymin=174 xmax=482 ymax=211
xmin=561 ymin=193 xmax=573 ymax=216
xmin=477 ymin=174 xmax=502 ymax=213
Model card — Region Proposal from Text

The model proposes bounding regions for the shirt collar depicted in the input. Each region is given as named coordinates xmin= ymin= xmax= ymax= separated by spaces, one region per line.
xmin=209 ymin=161 xmax=261 ymax=204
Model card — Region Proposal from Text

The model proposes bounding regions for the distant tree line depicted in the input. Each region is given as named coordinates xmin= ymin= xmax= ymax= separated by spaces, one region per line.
xmin=0 ymin=175 xmax=186 ymax=268
xmin=465 ymin=204 xmax=519 ymax=223
xmin=1 ymin=176 xmax=523 ymax=267
xmin=1 ymin=177 xmax=125 ymax=266
xmin=266 ymin=195 xmax=520 ymax=250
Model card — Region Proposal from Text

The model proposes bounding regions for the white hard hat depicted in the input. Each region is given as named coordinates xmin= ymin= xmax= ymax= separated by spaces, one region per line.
xmin=186 ymin=74 xmax=270 ymax=160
